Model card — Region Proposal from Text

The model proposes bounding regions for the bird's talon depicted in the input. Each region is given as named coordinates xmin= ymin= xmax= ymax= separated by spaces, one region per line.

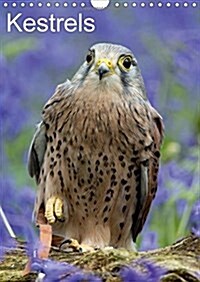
xmin=54 ymin=197 xmax=63 ymax=219
xmin=59 ymin=238 xmax=94 ymax=253
xmin=64 ymin=239 xmax=72 ymax=244
xmin=45 ymin=196 xmax=64 ymax=224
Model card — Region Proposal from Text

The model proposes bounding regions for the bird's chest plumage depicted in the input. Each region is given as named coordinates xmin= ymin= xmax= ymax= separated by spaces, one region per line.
xmin=41 ymin=93 xmax=153 ymax=246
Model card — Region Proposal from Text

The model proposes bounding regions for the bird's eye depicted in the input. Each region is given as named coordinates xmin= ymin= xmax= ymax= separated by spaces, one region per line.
xmin=122 ymin=57 xmax=132 ymax=69
xmin=86 ymin=50 xmax=94 ymax=64
xmin=118 ymin=55 xmax=136 ymax=71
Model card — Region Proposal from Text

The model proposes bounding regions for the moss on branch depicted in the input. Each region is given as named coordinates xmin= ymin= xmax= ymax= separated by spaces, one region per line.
xmin=0 ymin=235 xmax=199 ymax=281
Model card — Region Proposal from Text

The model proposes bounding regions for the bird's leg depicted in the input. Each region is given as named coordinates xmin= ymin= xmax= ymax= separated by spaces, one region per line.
xmin=45 ymin=196 xmax=65 ymax=224
xmin=59 ymin=238 xmax=95 ymax=253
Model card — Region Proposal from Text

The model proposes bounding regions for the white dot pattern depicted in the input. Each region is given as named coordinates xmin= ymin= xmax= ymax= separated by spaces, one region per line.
xmin=1 ymin=1 xmax=198 ymax=9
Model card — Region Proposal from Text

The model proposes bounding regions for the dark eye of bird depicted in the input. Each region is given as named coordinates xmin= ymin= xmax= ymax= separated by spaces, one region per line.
xmin=123 ymin=57 xmax=132 ymax=69
xmin=86 ymin=53 xmax=93 ymax=64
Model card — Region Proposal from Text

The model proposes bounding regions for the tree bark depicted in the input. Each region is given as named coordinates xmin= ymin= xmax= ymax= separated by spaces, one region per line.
xmin=0 ymin=235 xmax=199 ymax=281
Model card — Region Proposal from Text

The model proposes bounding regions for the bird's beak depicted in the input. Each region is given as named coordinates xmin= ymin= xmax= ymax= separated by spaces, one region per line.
xmin=95 ymin=58 xmax=114 ymax=80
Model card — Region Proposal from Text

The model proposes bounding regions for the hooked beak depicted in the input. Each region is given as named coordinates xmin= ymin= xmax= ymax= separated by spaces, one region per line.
xmin=96 ymin=58 xmax=114 ymax=80
xmin=98 ymin=63 xmax=110 ymax=80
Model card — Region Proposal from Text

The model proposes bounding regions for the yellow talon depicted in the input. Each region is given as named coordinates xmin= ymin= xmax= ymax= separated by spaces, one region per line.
xmin=54 ymin=197 xmax=63 ymax=219
xmin=45 ymin=196 xmax=63 ymax=224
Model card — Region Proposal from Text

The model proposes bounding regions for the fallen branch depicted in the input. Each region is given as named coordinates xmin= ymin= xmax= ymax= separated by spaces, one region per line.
xmin=0 ymin=235 xmax=199 ymax=281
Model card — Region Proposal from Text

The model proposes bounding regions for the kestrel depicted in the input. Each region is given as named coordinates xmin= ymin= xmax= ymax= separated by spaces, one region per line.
xmin=28 ymin=43 xmax=164 ymax=251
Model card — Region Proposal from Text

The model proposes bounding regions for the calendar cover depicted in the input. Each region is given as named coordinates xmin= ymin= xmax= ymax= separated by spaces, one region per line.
xmin=0 ymin=0 xmax=199 ymax=280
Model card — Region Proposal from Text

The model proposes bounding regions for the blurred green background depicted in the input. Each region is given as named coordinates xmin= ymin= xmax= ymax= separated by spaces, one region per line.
xmin=0 ymin=1 xmax=199 ymax=250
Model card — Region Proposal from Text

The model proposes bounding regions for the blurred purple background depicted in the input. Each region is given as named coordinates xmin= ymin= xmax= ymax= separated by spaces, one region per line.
xmin=0 ymin=2 xmax=199 ymax=278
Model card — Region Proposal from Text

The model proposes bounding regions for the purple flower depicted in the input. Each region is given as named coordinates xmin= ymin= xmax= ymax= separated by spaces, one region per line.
xmin=153 ymin=165 xmax=170 ymax=207
xmin=31 ymin=256 xmax=102 ymax=282
xmin=176 ymin=199 xmax=187 ymax=217
xmin=67 ymin=272 xmax=102 ymax=282
xmin=31 ymin=257 xmax=77 ymax=280
xmin=121 ymin=267 xmax=144 ymax=282
xmin=0 ymin=236 xmax=16 ymax=262
xmin=190 ymin=200 xmax=200 ymax=237
xmin=121 ymin=259 xmax=166 ymax=282
xmin=140 ymin=231 xmax=158 ymax=251
xmin=0 ymin=55 xmax=29 ymax=138
xmin=0 ymin=176 xmax=38 ymax=258
xmin=0 ymin=177 xmax=35 ymax=235
xmin=168 ymin=161 xmax=194 ymax=188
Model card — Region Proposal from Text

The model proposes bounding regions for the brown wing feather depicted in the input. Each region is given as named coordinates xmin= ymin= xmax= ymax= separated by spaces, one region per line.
xmin=30 ymin=80 xmax=71 ymax=225
xmin=132 ymin=107 xmax=164 ymax=241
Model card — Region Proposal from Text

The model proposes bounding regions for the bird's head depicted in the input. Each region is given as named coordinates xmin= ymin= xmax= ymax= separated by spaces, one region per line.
xmin=72 ymin=43 xmax=146 ymax=98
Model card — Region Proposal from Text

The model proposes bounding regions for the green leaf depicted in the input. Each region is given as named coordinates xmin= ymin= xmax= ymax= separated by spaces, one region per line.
xmin=2 ymin=38 xmax=36 ymax=59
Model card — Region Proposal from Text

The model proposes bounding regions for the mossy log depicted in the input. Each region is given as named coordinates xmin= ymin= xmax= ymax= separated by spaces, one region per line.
xmin=0 ymin=235 xmax=199 ymax=282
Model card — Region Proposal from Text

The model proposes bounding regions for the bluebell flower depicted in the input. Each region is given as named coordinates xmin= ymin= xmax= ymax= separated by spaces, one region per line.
xmin=121 ymin=266 xmax=145 ymax=282
xmin=0 ymin=55 xmax=29 ymax=139
xmin=153 ymin=166 xmax=170 ymax=207
xmin=67 ymin=272 xmax=102 ymax=282
xmin=190 ymin=200 xmax=200 ymax=237
xmin=140 ymin=231 xmax=158 ymax=251
xmin=0 ymin=176 xmax=38 ymax=258
xmin=176 ymin=199 xmax=188 ymax=217
xmin=121 ymin=259 xmax=166 ymax=282
xmin=0 ymin=235 xmax=16 ymax=262
xmin=31 ymin=257 xmax=102 ymax=282
xmin=31 ymin=257 xmax=77 ymax=281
